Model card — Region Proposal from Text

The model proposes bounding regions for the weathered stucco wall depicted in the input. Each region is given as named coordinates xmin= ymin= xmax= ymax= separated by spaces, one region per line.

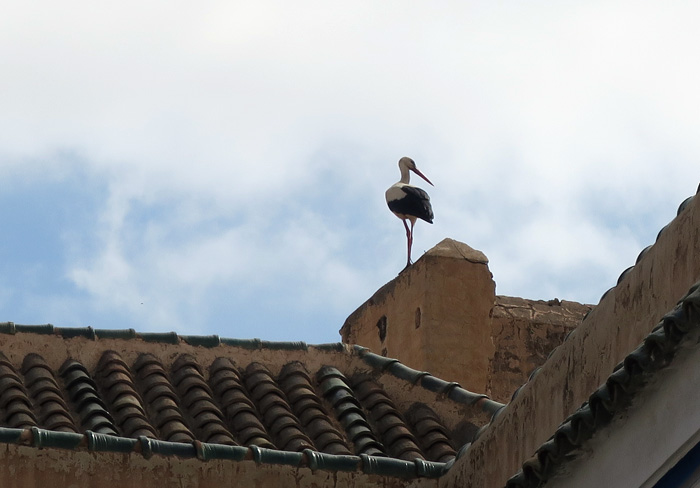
xmin=0 ymin=445 xmax=418 ymax=488
xmin=341 ymin=239 xmax=591 ymax=403
xmin=545 ymin=333 xmax=700 ymax=488
xmin=436 ymin=191 xmax=700 ymax=488
xmin=341 ymin=239 xmax=496 ymax=395
xmin=488 ymin=297 xmax=592 ymax=403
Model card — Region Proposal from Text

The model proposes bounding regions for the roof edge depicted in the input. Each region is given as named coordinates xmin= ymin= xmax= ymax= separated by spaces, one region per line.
xmin=0 ymin=322 xmax=346 ymax=353
xmin=353 ymin=345 xmax=505 ymax=416
xmin=0 ymin=426 xmax=448 ymax=479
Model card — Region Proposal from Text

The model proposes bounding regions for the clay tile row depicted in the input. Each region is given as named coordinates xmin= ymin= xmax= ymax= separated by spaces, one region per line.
xmin=405 ymin=404 xmax=456 ymax=462
xmin=0 ymin=352 xmax=37 ymax=429
xmin=0 ymin=348 xmax=464 ymax=463
xmin=94 ymin=351 xmax=157 ymax=438
xmin=317 ymin=367 xmax=386 ymax=457
xmin=209 ymin=358 xmax=276 ymax=448
xmin=21 ymin=353 xmax=76 ymax=433
xmin=245 ymin=362 xmax=315 ymax=452
xmin=59 ymin=359 xmax=117 ymax=435
xmin=171 ymin=354 xmax=236 ymax=445
xmin=278 ymin=362 xmax=352 ymax=456
xmin=132 ymin=354 xmax=194 ymax=443
xmin=352 ymin=376 xmax=424 ymax=461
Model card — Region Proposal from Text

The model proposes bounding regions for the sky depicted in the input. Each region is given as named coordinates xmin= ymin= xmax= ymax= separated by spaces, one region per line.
xmin=1 ymin=2 xmax=699 ymax=343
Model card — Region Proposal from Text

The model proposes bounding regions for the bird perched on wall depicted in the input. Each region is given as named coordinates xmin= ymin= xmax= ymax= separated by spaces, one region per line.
xmin=385 ymin=157 xmax=434 ymax=269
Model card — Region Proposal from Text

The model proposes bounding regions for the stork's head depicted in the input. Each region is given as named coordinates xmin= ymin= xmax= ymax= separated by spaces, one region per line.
xmin=399 ymin=157 xmax=434 ymax=186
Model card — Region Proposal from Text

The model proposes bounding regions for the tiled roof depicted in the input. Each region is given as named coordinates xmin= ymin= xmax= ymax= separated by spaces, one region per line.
xmin=504 ymin=279 xmax=700 ymax=487
xmin=0 ymin=324 xmax=503 ymax=479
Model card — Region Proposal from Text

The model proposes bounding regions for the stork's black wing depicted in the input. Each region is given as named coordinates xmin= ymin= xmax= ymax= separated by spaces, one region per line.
xmin=387 ymin=185 xmax=434 ymax=223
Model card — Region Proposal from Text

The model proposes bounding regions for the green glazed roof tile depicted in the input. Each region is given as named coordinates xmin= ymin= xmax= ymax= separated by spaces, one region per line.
xmin=220 ymin=337 xmax=262 ymax=349
xmin=195 ymin=441 xmax=249 ymax=462
xmin=31 ymin=427 xmax=84 ymax=450
xmin=0 ymin=322 xmax=16 ymax=334
xmin=260 ymin=340 xmax=308 ymax=351
xmin=386 ymin=362 xmax=429 ymax=384
xmin=419 ymin=375 xmax=454 ymax=394
xmin=138 ymin=331 xmax=179 ymax=344
xmin=250 ymin=445 xmax=304 ymax=466
xmin=360 ymin=454 xmax=415 ymax=478
xmin=180 ymin=334 xmax=220 ymax=348
xmin=0 ymin=427 xmax=24 ymax=444
xmin=57 ymin=327 xmax=96 ymax=340
xmin=359 ymin=351 xmax=400 ymax=370
xmin=311 ymin=342 xmax=345 ymax=352
xmin=94 ymin=328 xmax=137 ymax=340
xmin=15 ymin=324 xmax=54 ymax=335
xmin=304 ymin=449 xmax=361 ymax=472
xmin=414 ymin=458 xmax=448 ymax=478
xmin=139 ymin=436 xmax=197 ymax=459
xmin=86 ymin=431 xmax=138 ymax=452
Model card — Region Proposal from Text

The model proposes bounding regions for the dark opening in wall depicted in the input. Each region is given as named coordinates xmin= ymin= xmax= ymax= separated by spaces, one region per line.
xmin=415 ymin=307 xmax=422 ymax=329
xmin=376 ymin=315 xmax=387 ymax=342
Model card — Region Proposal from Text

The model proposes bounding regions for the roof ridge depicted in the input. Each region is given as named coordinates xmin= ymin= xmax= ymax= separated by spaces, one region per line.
xmin=593 ymin=190 xmax=697 ymax=309
xmin=504 ymin=189 xmax=699 ymax=405
xmin=352 ymin=345 xmax=505 ymax=416
xmin=0 ymin=322 xmax=346 ymax=352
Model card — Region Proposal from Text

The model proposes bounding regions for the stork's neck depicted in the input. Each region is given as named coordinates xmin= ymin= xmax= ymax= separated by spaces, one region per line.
xmin=399 ymin=165 xmax=411 ymax=184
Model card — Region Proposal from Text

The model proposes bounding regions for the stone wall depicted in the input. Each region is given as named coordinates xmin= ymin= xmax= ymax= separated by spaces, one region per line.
xmin=341 ymin=238 xmax=591 ymax=403
xmin=341 ymin=238 xmax=496 ymax=396
xmin=0 ymin=445 xmax=409 ymax=488
xmin=488 ymin=297 xmax=592 ymax=403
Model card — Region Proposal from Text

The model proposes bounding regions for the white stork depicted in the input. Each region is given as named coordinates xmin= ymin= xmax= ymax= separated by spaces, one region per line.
xmin=385 ymin=157 xmax=434 ymax=269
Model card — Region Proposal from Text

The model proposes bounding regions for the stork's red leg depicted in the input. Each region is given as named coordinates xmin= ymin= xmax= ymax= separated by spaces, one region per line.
xmin=403 ymin=219 xmax=412 ymax=268
xmin=408 ymin=220 xmax=415 ymax=266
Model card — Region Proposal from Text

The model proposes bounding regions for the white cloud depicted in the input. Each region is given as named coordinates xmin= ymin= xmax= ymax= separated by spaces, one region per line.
xmin=63 ymin=173 xmax=388 ymax=336
xmin=1 ymin=2 xmax=699 ymax=339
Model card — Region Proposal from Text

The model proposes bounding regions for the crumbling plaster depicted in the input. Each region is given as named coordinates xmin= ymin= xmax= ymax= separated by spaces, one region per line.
xmin=0 ymin=444 xmax=418 ymax=488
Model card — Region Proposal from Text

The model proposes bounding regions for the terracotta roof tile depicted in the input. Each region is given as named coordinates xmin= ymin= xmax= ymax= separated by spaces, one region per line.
xmin=278 ymin=362 xmax=352 ymax=455
xmin=94 ymin=350 xmax=157 ymax=438
xmin=59 ymin=359 xmax=117 ymax=435
xmin=405 ymin=404 xmax=457 ymax=462
xmin=0 ymin=324 xmax=502 ymax=479
xmin=317 ymin=367 xmax=386 ymax=457
xmin=209 ymin=358 xmax=276 ymax=448
xmin=132 ymin=353 xmax=195 ymax=443
xmin=0 ymin=352 xmax=38 ymax=430
xmin=21 ymin=354 xmax=75 ymax=433
xmin=171 ymin=354 xmax=236 ymax=445
xmin=244 ymin=362 xmax=314 ymax=451
xmin=352 ymin=376 xmax=424 ymax=461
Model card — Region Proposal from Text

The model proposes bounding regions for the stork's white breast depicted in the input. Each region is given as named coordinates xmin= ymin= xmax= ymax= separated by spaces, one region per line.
xmin=385 ymin=184 xmax=406 ymax=203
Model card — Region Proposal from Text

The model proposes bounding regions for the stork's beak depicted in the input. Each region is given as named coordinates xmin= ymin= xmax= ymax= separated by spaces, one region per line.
xmin=412 ymin=167 xmax=434 ymax=186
